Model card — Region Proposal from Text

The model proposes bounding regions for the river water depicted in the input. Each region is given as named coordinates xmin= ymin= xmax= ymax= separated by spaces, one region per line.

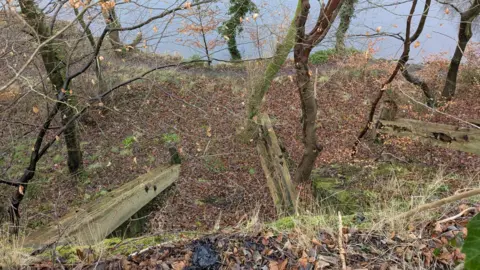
xmin=54 ymin=0 xmax=479 ymax=62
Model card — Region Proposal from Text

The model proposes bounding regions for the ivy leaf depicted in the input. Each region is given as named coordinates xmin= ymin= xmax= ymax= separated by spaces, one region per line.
xmin=463 ymin=213 xmax=480 ymax=269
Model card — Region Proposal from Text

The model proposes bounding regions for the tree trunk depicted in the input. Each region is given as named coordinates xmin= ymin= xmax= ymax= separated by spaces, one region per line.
xmin=442 ymin=14 xmax=476 ymax=99
xmin=101 ymin=4 xmax=123 ymax=52
xmin=19 ymin=0 xmax=83 ymax=173
xmin=335 ymin=0 xmax=356 ymax=52
xmin=74 ymin=8 xmax=108 ymax=96
xmin=241 ymin=0 xmax=302 ymax=141
xmin=293 ymin=0 xmax=323 ymax=183
xmin=227 ymin=36 xmax=242 ymax=60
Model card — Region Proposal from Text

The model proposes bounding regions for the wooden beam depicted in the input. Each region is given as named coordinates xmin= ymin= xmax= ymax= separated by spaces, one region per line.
xmin=24 ymin=164 xmax=180 ymax=247
xmin=378 ymin=118 xmax=480 ymax=155
xmin=256 ymin=113 xmax=297 ymax=216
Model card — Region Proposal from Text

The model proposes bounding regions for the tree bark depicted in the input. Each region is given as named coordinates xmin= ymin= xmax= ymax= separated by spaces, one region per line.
xmin=335 ymin=0 xmax=356 ymax=52
xmin=293 ymin=0 xmax=323 ymax=183
xmin=19 ymin=0 xmax=83 ymax=173
xmin=442 ymin=4 xmax=479 ymax=99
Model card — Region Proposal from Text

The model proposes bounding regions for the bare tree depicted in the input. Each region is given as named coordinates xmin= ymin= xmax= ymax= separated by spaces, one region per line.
xmin=293 ymin=0 xmax=344 ymax=182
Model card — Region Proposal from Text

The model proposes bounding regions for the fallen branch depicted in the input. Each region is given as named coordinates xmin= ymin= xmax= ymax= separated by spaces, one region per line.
xmin=338 ymin=211 xmax=347 ymax=270
xmin=393 ymin=188 xmax=480 ymax=221
xmin=436 ymin=207 xmax=477 ymax=225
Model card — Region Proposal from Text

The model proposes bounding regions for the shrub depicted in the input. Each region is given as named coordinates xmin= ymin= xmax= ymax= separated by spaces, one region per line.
xmin=309 ymin=47 xmax=360 ymax=64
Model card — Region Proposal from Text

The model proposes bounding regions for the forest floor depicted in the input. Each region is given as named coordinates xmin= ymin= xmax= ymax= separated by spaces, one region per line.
xmin=1 ymin=46 xmax=480 ymax=268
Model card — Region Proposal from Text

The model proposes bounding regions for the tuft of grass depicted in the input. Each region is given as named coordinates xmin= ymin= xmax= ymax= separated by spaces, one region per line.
xmin=122 ymin=135 xmax=137 ymax=149
xmin=161 ymin=132 xmax=180 ymax=144
xmin=0 ymin=229 xmax=37 ymax=268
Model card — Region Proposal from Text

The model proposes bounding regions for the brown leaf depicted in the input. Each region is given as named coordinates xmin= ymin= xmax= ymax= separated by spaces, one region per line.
xmin=312 ymin=238 xmax=321 ymax=246
xmin=18 ymin=185 xmax=24 ymax=195
xmin=206 ymin=126 xmax=212 ymax=137
xmin=434 ymin=223 xmax=444 ymax=233
xmin=32 ymin=106 xmax=39 ymax=114
xmin=269 ymin=261 xmax=279 ymax=270
xmin=172 ymin=261 xmax=186 ymax=270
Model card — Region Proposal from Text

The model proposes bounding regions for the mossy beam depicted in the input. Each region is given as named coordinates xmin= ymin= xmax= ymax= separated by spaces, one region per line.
xmin=24 ymin=165 xmax=180 ymax=248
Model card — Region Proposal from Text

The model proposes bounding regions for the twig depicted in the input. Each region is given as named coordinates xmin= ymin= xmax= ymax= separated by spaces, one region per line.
xmin=338 ymin=211 xmax=347 ymax=270
xmin=436 ymin=207 xmax=477 ymax=224
xmin=393 ymin=188 xmax=480 ymax=220
xmin=203 ymin=139 xmax=211 ymax=156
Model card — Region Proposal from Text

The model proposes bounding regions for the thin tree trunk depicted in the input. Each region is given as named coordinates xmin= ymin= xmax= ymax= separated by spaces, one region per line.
xmin=240 ymin=0 xmax=302 ymax=141
xmin=198 ymin=11 xmax=212 ymax=66
xmin=442 ymin=12 xmax=477 ymax=99
xmin=19 ymin=0 xmax=83 ymax=173
xmin=401 ymin=0 xmax=435 ymax=107
xmin=293 ymin=0 xmax=323 ymax=183
xmin=74 ymin=7 xmax=108 ymax=96
xmin=335 ymin=0 xmax=356 ymax=52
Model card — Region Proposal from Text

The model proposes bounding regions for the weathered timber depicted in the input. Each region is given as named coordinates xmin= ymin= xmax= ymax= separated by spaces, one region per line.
xmin=378 ymin=118 xmax=480 ymax=155
xmin=24 ymin=165 xmax=180 ymax=247
xmin=256 ymin=114 xmax=297 ymax=216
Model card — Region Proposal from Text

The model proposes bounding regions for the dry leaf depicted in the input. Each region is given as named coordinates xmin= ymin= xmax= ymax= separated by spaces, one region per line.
xmin=172 ymin=261 xmax=186 ymax=270
xmin=269 ymin=261 xmax=279 ymax=270
xmin=376 ymin=26 xmax=382 ymax=33
xmin=133 ymin=157 xmax=137 ymax=164
xmin=184 ymin=2 xmax=191 ymax=9
xmin=55 ymin=135 xmax=60 ymax=141
xmin=312 ymin=238 xmax=321 ymax=246
xmin=279 ymin=259 xmax=288 ymax=270
xmin=153 ymin=25 xmax=158 ymax=33
xmin=253 ymin=13 xmax=259 ymax=20
xmin=32 ymin=106 xmax=39 ymax=114
xmin=413 ymin=41 xmax=421 ymax=48
xmin=19 ymin=185 xmax=24 ymax=195
xmin=445 ymin=8 xmax=450 ymax=14
xmin=206 ymin=126 xmax=212 ymax=137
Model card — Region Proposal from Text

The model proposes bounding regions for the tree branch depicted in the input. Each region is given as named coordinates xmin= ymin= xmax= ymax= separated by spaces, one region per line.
xmin=352 ymin=0 xmax=418 ymax=156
